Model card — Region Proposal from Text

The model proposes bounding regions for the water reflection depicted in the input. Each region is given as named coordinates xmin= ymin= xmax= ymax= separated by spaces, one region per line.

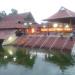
xmin=0 ymin=46 xmax=75 ymax=75
xmin=0 ymin=46 xmax=36 ymax=68
xmin=3 ymin=46 xmax=17 ymax=55
xmin=45 ymin=52 xmax=74 ymax=73
xmin=15 ymin=48 xmax=36 ymax=68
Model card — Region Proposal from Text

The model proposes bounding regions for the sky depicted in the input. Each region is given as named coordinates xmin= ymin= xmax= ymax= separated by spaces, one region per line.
xmin=0 ymin=0 xmax=75 ymax=23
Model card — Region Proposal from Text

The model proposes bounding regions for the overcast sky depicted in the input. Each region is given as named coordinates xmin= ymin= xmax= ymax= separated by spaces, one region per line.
xmin=0 ymin=0 xmax=75 ymax=23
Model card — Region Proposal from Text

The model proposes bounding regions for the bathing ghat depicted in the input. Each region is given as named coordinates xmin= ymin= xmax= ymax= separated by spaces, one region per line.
xmin=14 ymin=35 xmax=75 ymax=52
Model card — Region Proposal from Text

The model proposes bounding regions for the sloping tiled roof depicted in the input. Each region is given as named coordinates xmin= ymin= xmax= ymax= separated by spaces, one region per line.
xmin=44 ymin=7 xmax=75 ymax=24
xmin=0 ymin=12 xmax=35 ymax=28
xmin=0 ymin=21 xmax=25 ymax=28
xmin=49 ymin=7 xmax=75 ymax=19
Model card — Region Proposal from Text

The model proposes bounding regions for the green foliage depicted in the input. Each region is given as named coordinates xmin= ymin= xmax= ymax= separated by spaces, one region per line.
xmin=9 ymin=8 xmax=18 ymax=15
xmin=24 ymin=12 xmax=34 ymax=22
xmin=15 ymin=49 xmax=36 ymax=68
xmin=0 ymin=11 xmax=7 ymax=20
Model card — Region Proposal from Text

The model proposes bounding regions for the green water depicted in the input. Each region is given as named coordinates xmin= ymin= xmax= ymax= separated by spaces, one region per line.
xmin=0 ymin=46 xmax=75 ymax=75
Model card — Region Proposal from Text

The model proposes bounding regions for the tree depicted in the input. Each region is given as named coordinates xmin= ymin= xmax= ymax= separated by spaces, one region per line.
xmin=1 ymin=11 xmax=7 ymax=16
xmin=24 ymin=12 xmax=34 ymax=22
xmin=0 ymin=11 xmax=7 ymax=20
xmin=9 ymin=9 xmax=18 ymax=15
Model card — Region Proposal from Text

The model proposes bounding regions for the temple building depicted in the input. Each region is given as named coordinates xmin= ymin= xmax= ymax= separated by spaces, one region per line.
xmin=0 ymin=12 xmax=36 ymax=43
xmin=42 ymin=7 xmax=75 ymax=34
xmin=9 ymin=7 xmax=75 ymax=50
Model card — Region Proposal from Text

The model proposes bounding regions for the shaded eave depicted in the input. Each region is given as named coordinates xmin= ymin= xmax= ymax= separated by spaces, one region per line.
xmin=45 ymin=17 xmax=75 ymax=24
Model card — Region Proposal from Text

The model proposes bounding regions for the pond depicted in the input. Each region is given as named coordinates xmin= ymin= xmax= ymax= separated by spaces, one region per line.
xmin=0 ymin=46 xmax=75 ymax=75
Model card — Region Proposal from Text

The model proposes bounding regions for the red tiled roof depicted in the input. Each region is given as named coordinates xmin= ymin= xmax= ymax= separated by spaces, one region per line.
xmin=44 ymin=7 xmax=75 ymax=24
xmin=0 ymin=21 xmax=25 ymax=28
xmin=15 ymin=35 xmax=75 ymax=51
xmin=0 ymin=12 xmax=35 ymax=28
xmin=49 ymin=7 xmax=75 ymax=19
